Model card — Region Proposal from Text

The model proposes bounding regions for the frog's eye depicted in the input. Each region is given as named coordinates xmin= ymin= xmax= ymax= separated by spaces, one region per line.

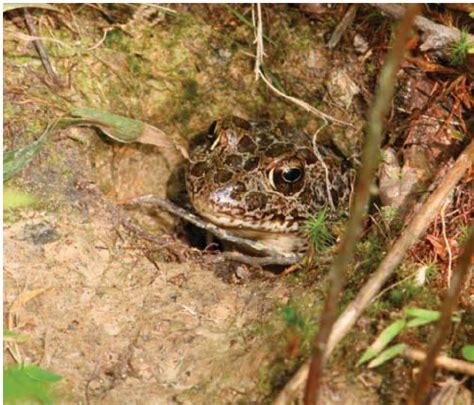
xmin=282 ymin=167 xmax=302 ymax=183
xmin=268 ymin=159 xmax=305 ymax=195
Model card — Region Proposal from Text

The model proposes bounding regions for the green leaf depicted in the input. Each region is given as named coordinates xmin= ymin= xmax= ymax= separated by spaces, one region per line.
xmin=4 ymin=364 xmax=61 ymax=405
xmin=358 ymin=319 xmax=406 ymax=366
xmin=462 ymin=345 xmax=474 ymax=362
xmin=3 ymin=123 xmax=54 ymax=182
xmin=68 ymin=108 xmax=182 ymax=153
xmin=405 ymin=307 xmax=440 ymax=321
xmin=3 ymin=330 xmax=28 ymax=343
xmin=23 ymin=365 xmax=62 ymax=383
xmin=368 ymin=343 xmax=407 ymax=368
xmin=3 ymin=187 xmax=37 ymax=210
xmin=70 ymin=108 xmax=145 ymax=143
xmin=406 ymin=317 xmax=437 ymax=328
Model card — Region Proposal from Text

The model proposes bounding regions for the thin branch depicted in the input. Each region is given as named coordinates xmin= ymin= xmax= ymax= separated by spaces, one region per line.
xmin=23 ymin=9 xmax=61 ymax=86
xmin=303 ymin=6 xmax=421 ymax=404
xmin=403 ymin=346 xmax=474 ymax=377
xmin=327 ymin=4 xmax=358 ymax=49
xmin=371 ymin=4 xmax=474 ymax=56
xmin=221 ymin=251 xmax=302 ymax=267
xmin=440 ymin=199 xmax=453 ymax=287
xmin=410 ymin=227 xmax=474 ymax=403
xmin=122 ymin=194 xmax=302 ymax=263
xmin=274 ymin=138 xmax=474 ymax=404
xmin=327 ymin=139 xmax=474 ymax=355
xmin=253 ymin=5 xmax=354 ymax=128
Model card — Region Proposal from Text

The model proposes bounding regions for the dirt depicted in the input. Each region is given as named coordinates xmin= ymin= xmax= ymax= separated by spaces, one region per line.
xmin=4 ymin=4 xmax=472 ymax=404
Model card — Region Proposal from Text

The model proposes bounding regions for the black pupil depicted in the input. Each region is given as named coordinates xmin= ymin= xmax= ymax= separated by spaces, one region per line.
xmin=282 ymin=167 xmax=302 ymax=183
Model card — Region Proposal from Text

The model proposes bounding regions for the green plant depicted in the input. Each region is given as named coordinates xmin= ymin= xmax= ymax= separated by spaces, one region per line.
xmin=3 ymin=187 xmax=37 ymax=210
xmin=462 ymin=345 xmax=474 ymax=362
xmin=358 ymin=307 xmax=461 ymax=368
xmin=303 ymin=210 xmax=334 ymax=253
xmin=4 ymin=364 xmax=62 ymax=405
xmin=450 ymin=29 xmax=474 ymax=66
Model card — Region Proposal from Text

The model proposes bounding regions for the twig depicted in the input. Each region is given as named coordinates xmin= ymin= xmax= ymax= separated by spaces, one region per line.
xmin=253 ymin=5 xmax=354 ymax=128
xmin=221 ymin=251 xmax=302 ymax=267
xmin=303 ymin=6 xmax=421 ymax=405
xmin=122 ymin=194 xmax=301 ymax=262
xmin=275 ymin=138 xmax=474 ymax=404
xmin=23 ymin=9 xmax=61 ymax=86
xmin=371 ymin=4 xmax=474 ymax=57
xmin=440 ymin=199 xmax=453 ymax=287
xmin=410 ymin=227 xmax=474 ymax=403
xmin=311 ymin=124 xmax=335 ymax=211
xmin=327 ymin=5 xmax=358 ymax=49
xmin=403 ymin=346 xmax=474 ymax=377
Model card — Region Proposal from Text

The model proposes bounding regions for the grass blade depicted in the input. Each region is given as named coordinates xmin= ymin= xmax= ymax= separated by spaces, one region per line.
xmin=357 ymin=319 xmax=406 ymax=365
xmin=3 ymin=123 xmax=53 ymax=182
xmin=368 ymin=343 xmax=407 ymax=368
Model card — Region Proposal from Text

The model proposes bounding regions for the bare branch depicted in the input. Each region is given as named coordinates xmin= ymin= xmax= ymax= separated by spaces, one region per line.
xmin=254 ymin=5 xmax=354 ymax=128
xmin=23 ymin=9 xmax=61 ymax=86
xmin=303 ymin=6 xmax=421 ymax=404
xmin=123 ymin=194 xmax=302 ymax=264
xmin=403 ymin=346 xmax=474 ymax=377
xmin=274 ymin=138 xmax=474 ymax=404
xmin=372 ymin=4 xmax=474 ymax=56
xmin=410 ymin=227 xmax=474 ymax=403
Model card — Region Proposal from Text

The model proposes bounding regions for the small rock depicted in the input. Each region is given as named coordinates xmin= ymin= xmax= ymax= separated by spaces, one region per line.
xmin=23 ymin=222 xmax=60 ymax=245
xmin=353 ymin=34 xmax=369 ymax=54
xmin=326 ymin=70 xmax=360 ymax=109
xmin=234 ymin=265 xmax=249 ymax=281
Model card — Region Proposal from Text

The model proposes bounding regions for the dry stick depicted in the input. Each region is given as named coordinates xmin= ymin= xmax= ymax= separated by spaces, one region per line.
xmin=403 ymin=346 xmax=474 ymax=377
xmin=410 ymin=227 xmax=474 ymax=404
xmin=274 ymin=139 xmax=474 ymax=404
xmin=123 ymin=195 xmax=303 ymax=265
xmin=254 ymin=5 xmax=354 ymax=129
xmin=23 ymin=9 xmax=61 ymax=86
xmin=326 ymin=139 xmax=474 ymax=354
xmin=327 ymin=4 xmax=358 ymax=49
xmin=303 ymin=6 xmax=421 ymax=405
xmin=371 ymin=4 xmax=474 ymax=56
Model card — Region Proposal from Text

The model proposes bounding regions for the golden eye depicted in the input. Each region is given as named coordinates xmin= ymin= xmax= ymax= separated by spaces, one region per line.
xmin=281 ymin=167 xmax=302 ymax=183
xmin=268 ymin=160 xmax=305 ymax=195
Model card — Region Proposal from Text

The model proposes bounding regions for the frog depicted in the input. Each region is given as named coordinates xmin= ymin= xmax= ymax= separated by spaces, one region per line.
xmin=185 ymin=116 xmax=352 ymax=257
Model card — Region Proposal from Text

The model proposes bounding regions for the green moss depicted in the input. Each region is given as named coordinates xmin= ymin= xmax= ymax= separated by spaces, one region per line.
xmin=183 ymin=79 xmax=199 ymax=99
xmin=104 ymin=28 xmax=129 ymax=51
xmin=3 ymin=102 xmax=20 ymax=120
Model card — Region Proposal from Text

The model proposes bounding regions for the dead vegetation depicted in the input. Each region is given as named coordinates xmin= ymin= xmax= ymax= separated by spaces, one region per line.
xmin=3 ymin=4 xmax=473 ymax=404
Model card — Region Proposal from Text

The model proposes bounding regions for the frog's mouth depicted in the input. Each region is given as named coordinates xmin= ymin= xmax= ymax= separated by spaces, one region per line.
xmin=192 ymin=196 xmax=299 ymax=233
xmin=191 ymin=197 xmax=307 ymax=256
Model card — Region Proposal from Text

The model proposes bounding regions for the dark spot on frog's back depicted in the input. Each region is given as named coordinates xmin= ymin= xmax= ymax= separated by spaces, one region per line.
xmin=228 ymin=116 xmax=251 ymax=130
xmin=296 ymin=148 xmax=317 ymax=164
xmin=189 ymin=161 xmax=208 ymax=177
xmin=255 ymin=133 xmax=273 ymax=148
xmin=230 ymin=181 xmax=246 ymax=198
xmin=238 ymin=136 xmax=257 ymax=153
xmin=244 ymin=156 xmax=259 ymax=171
xmin=224 ymin=154 xmax=243 ymax=169
xmin=266 ymin=142 xmax=294 ymax=158
xmin=214 ymin=170 xmax=233 ymax=184
xmin=245 ymin=192 xmax=268 ymax=211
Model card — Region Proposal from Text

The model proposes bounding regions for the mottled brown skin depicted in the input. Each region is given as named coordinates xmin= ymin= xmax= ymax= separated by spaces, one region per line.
xmin=186 ymin=116 xmax=351 ymax=255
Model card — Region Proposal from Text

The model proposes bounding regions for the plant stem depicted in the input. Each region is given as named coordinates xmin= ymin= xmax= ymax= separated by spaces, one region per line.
xmin=303 ymin=5 xmax=421 ymax=404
